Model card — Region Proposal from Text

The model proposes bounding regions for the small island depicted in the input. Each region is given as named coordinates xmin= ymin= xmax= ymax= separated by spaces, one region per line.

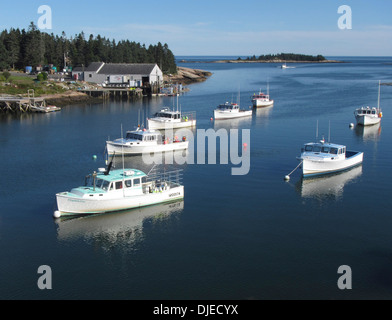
xmin=213 ymin=53 xmax=344 ymax=64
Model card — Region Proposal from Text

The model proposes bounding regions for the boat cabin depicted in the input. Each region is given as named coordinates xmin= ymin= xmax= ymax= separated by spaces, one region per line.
xmin=125 ymin=129 xmax=162 ymax=143
xmin=253 ymin=93 xmax=269 ymax=99
xmin=217 ymin=103 xmax=239 ymax=111
xmin=153 ymin=108 xmax=182 ymax=120
xmin=355 ymin=107 xmax=378 ymax=115
xmin=301 ymin=142 xmax=346 ymax=157
xmin=84 ymin=169 xmax=148 ymax=196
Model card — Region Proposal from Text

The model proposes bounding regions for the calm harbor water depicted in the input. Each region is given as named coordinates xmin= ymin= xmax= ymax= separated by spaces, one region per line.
xmin=1 ymin=56 xmax=392 ymax=300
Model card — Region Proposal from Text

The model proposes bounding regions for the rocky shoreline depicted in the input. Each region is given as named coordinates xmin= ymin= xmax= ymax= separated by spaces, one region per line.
xmin=44 ymin=90 xmax=102 ymax=106
xmin=164 ymin=67 xmax=212 ymax=85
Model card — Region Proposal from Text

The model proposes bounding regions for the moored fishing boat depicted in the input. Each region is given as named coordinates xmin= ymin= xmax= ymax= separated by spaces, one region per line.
xmin=251 ymin=85 xmax=274 ymax=108
xmin=54 ymin=160 xmax=184 ymax=217
xmin=106 ymin=127 xmax=188 ymax=155
xmin=354 ymin=81 xmax=383 ymax=126
xmin=297 ymin=138 xmax=363 ymax=177
xmin=214 ymin=102 xmax=252 ymax=120
xmin=147 ymin=108 xmax=196 ymax=129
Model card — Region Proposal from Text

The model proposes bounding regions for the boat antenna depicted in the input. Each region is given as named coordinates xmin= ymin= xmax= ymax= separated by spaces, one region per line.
xmin=177 ymin=86 xmax=179 ymax=112
xmin=316 ymin=120 xmax=319 ymax=139
xmin=121 ymin=123 xmax=125 ymax=197
xmin=328 ymin=120 xmax=331 ymax=143
xmin=105 ymin=151 xmax=115 ymax=175
xmin=377 ymin=80 xmax=381 ymax=111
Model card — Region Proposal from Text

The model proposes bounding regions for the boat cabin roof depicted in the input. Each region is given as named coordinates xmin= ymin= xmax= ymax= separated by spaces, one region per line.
xmin=303 ymin=141 xmax=346 ymax=155
xmin=156 ymin=108 xmax=181 ymax=115
xmin=355 ymin=106 xmax=379 ymax=114
xmin=253 ymin=93 xmax=268 ymax=97
xmin=217 ymin=103 xmax=239 ymax=109
xmin=125 ymin=129 xmax=161 ymax=140
xmin=96 ymin=168 xmax=146 ymax=182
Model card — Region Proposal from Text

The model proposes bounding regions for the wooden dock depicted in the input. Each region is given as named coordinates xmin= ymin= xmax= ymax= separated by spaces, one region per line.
xmin=0 ymin=96 xmax=48 ymax=113
xmin=0 ymin=89 xmax=61 ymax=113
xmin=79 ymin=86 xmax=151 ymax=100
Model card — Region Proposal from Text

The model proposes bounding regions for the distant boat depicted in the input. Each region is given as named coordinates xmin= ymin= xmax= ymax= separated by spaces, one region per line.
xmin=354 ymin=81 xmax=383 ymax=126
xmin=214 ymin=102 xmax=252 ymax=120
xmin=106 ymin=127 xmax=188 ymax=155
xmin=297 ymin=138 xmax=363 ymax=177
xmin=31 ymin=105 xmax=61 ymax=113
xmin=147 ymin=94 xmax=196 ymax=129
xmin=251 ymin=83 xmax=274 ymax=108
xmin=280 ymin=62 xmax=295 ymax=69
xmin=147 ymin=108 xmax=196 ymax=129
xmin=54 ymin=160 xmax=184 ymax=217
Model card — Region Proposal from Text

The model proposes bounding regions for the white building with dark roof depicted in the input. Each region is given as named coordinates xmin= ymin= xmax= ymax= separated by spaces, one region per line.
xmin=77 ymin=62 xmax=163 ymax=88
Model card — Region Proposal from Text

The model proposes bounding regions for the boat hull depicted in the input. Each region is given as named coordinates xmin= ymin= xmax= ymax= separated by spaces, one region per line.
xmin=214 ymin=110 xmax=252 ymax=120
xmin=106 ymin=141 xmax=188 ymax=155
xmin=252 ymin=99 xmax=274 ymax=108
xmin=56 ymin=185 xmax=184 ymax=216
xmin=147 ymin=119 xmax=196 ymax=129
xmin=300 ymin=151 xmax=363 ymax=177
xmin=355 ymin=114 xmax=381 ymax=126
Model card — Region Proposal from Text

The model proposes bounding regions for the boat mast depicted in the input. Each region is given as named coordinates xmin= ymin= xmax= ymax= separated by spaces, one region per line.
xmin=121 ymin=124 xmax=125 ymax=197
xmin=377 ymin=80 xmax=381 ymax=112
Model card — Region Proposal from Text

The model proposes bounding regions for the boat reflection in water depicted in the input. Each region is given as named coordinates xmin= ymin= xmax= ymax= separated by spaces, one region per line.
xmin=354 ymin=122 xmax=381 ymax=142
xmin=296 ymin=165 xmax=362 ymax=201
xmin=55 ymin=200 xmax=184 ymax=248
xmin=213 ymin=116 xmax=252 ymax=130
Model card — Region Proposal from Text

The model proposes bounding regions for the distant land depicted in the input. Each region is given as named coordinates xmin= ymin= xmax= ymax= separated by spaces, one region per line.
xmin=180 ymin=53 xmax=345 ymax=64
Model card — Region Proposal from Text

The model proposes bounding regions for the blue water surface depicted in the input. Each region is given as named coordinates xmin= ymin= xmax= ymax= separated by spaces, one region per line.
xmin=1 ymin=56 xmax=392 ymax=299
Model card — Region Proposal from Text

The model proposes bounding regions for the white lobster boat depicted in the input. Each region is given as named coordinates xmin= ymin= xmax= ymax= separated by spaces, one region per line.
xmin=214 ymin=102 xmax=252 ymax=120
xmin=147 ymin=108 xmax=196 ymax=129
xmin=106 ymin=127 xmax=188 ymax=155
xmin=354 ymin=81 xmax=383 ymax=126
xmin=297 ymin=139 xmax=363 ymax=177
xmin=251 ymin=90 xmax=273 ymax=108
xmin=54 ymin=162 xmax=184 ymax=217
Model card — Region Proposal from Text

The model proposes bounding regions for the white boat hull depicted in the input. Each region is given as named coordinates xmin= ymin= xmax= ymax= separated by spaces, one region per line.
xmin=214 ymin=109 xmax=252 ymax=120
xmin=252 ymin=99 xmax=274 ymax=108
xmin=355 ymin=114 xmax=381 ymax=126
xmin=106 ymin=141 xmax=188 ymax=155
xmin=56 ymin=185 xmax=184 ymax=216
xmin=300 ymin=151 xmax=363 ymax=177
xmin=148 ymin=119 xmax=196 ymax=129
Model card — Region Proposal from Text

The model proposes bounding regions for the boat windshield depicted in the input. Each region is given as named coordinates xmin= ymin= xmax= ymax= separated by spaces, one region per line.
xmin=304 ymin=144 xmax=339 ymax=155
xmin=95 ymin=178 xmax=110 ymax=191
xmin=218 ymin=104 xmax=238 ymax=110
xmin=125 ymin=132 xmax=143 ymax=140
xmin=155 ymin=112 xmax=180 ymax=119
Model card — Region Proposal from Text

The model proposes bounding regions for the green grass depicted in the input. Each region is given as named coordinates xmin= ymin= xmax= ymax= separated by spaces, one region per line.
xmin=0 ymin=76 xmax=67 ymax=96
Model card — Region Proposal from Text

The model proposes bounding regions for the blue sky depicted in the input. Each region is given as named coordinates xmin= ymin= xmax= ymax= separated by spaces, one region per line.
xmin=0 ymin=0 xmax=391 ymax=56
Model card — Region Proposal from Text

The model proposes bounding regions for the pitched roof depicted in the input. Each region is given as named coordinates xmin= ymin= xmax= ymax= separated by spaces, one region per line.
xmin=85 ymin=62 xmax=105 ymax=72
xmin=98 ymin=63 xmax=157 ymax=75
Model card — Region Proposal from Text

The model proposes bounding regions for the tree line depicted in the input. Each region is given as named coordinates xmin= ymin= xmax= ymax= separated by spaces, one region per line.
xmin=239 ymin=53 xmax=326 ymax=62
xmin=0 ymin=22 xmax=177 ymax=74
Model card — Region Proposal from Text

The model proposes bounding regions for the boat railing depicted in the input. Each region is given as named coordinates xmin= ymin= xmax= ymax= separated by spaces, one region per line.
xmin=181 ymin=111 xmax=196 ymax=122
xmin=143 ymin=169 xmax=183 ymax=193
